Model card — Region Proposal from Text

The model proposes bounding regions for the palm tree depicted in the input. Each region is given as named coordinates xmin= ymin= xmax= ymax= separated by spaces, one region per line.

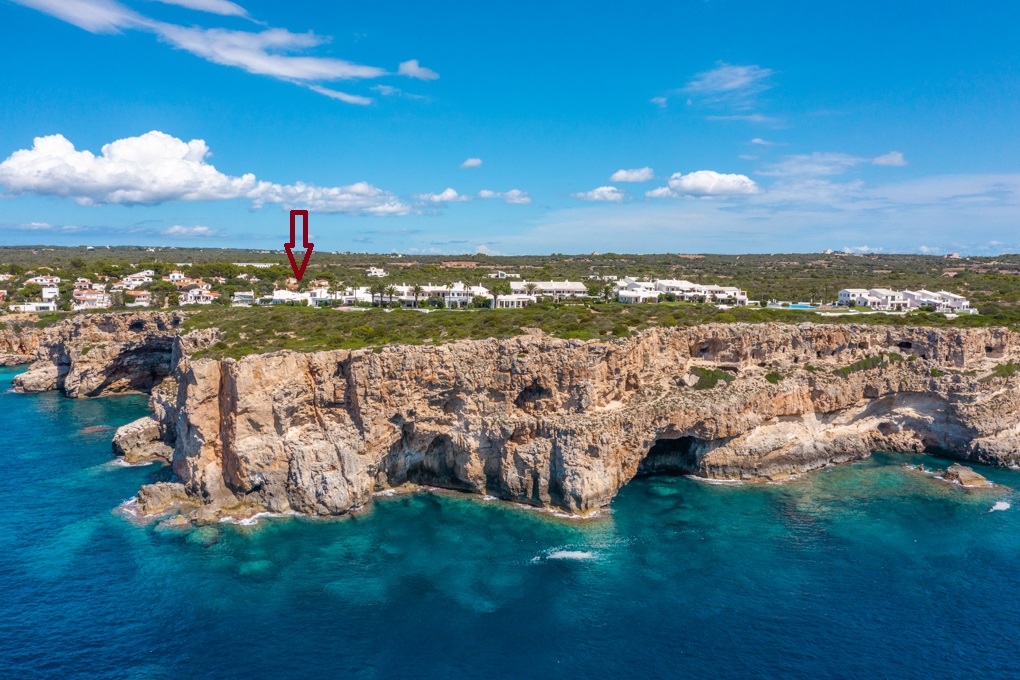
xmin=602 ymin=283 xmax=614 ymax=302
xmin=411 ymin=284 xmax=424 ymax=308
xmin=370 ymin=283 xmax=385 ymax=306
xmin=385 ymin=284 xmax=398 ymax=308
xmin=524 ymin=282 xmax=538 ymax=297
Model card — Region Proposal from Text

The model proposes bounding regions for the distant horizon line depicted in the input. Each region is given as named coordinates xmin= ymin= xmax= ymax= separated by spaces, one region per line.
xmin=0 ymin=244 xmax=1013 ymax=259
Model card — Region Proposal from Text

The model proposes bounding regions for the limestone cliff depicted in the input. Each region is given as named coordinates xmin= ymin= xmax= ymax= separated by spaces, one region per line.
xmin=10 ymin=312 xmax=185 ymax=397
xmin=109 ymin=321 xmax=1020 ymax=521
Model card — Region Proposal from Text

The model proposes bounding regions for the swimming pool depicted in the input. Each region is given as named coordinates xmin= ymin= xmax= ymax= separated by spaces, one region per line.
xmin=789 ymin=304 xmax=817 ymax=309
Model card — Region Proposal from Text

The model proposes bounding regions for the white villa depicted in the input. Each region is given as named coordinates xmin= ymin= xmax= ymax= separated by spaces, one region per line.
xmin=493 ymin=294 xmax=536 ymax=309
xmin=231 ymin=291 xmax=257 ymax=306
xmin=510 ymin=280 xmax=588 ymax=299
xmin=180 ymin=289 xmax=220 ymax=305
xmin=41 ymin=286 xmax=59 ymax=302
xmin=838 ymin=288 xmax=977 ymax=314
xmin=367 ymin=267 xmax=387 ymax=278
xmin=618 ymin=289 xmax=660 ymax=304
xmin=73 ymin=289 xmax=112 ymax=310
xmin=26 ymin=275 xmax=61 ymax=286
xmin=615 ymin=277 xmax=749 ymax=305
xmin=10 ymin=302 xmax=57 ymax=312
xmin=488 ymin=270 xmax=521 ymax=279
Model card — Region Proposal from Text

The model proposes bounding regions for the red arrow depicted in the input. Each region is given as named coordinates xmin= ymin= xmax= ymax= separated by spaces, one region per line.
xmin=284 ymin=209 xmax=314 ymax=281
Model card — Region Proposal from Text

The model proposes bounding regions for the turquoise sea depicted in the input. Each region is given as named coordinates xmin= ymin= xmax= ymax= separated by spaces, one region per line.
xmin=1 ymin=363 xmax=1019 ymax=679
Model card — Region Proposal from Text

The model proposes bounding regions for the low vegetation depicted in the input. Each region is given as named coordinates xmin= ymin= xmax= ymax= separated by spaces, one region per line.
xmin=980 ymin=361 xmax=1020 ymax=383
xmin=688 ymin=366 xmax=736 ymax=390
xmin=833 ymin=353 xmax=903 ymax=378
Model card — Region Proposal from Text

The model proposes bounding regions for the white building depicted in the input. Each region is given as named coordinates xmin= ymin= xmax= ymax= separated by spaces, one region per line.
xmin=510 ymin=280 xmax=588 ymax=299
xmin=269 ymin=289 xmax=311 ymax=305
xmin=493 ymin=294 xmax=535 ymax=309
xmin=231 ymin=291 xmax=256 ymax=306
xmin=367 ymin=267 xmax=387 ymax=278
xmin=618 ymin=289 xmax=661 ymax=304
xmin=125 ymin=290 xmax=152 ymax=308
xmin=180 ymin=289 xmax=220 ymax=305
xmin=26 ymin=275 xmax=61 ymax=286
xmin=837 ymin=288 xmax=869 ymax=306
xmin=41 ymin=286 xmax=59 ymax=302
xmin=839 ymin=287 xmax=977 ymax=314
xmin=10 ymin=302 xmax=57 ymax=312
xmin=73 ymin=289 xmax=112 ymax=310
xmin=488 ymin=270 xmax=521 ymax=279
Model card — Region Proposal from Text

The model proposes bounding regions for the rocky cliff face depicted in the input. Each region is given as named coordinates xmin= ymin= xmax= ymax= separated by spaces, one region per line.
xmin=10 ymin=312 xmax=185 ymax=397
xmin=109 ymin=322 xmax=1020 ymax=521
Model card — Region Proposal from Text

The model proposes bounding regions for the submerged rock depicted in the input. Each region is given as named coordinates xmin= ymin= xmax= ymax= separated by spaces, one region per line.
xmin=137 ymin=482 xmax=195 ymax=514
xmin=942 ymin=463 xmax=993 ymax=488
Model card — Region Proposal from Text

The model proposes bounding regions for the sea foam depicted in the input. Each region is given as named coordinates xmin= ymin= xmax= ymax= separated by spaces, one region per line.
xmin=990 ymin=501 xmax=1011 ymax=512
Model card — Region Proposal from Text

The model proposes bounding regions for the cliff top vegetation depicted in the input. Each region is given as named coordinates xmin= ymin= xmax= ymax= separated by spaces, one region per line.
xmin=180 ymin=302 xmax=1015 ymax=360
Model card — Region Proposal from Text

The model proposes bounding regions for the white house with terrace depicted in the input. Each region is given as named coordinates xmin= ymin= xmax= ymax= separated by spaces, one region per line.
xmin=838 ymin=287 xmax=976 ymax=314
xmin=510 ymin=280 xmax=588 ymax=299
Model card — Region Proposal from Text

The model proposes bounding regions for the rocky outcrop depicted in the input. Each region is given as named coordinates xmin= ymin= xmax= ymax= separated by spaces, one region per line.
xmin=11 ymin=312 xmax=186 ymax=397
xmin=0 ymin=315 xmax=48 ymax=365
xmin=942 ymin=463 xmax=993 ymax=488
xmin=110 ymin=322 xmax=1020 ymax=522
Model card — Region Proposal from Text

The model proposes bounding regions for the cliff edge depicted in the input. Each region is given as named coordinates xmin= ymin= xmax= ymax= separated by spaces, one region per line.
xmin=102 ymin=319 xmax=1020 ymax=521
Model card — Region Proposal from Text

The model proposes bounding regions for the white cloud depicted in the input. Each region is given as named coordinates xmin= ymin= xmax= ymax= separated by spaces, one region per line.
xmin=841 ymin=245 xmax=883 ymax=253
xmin=918 ymin=245 xmax=942 ymax=254
xmin=706 ymin=114 xmax=781 ymax=124
xmin=478 ymin=189 xmax=532 ymax=204
xmin=12 ymin=0 xmax=435 ymax=104
xmin=683 ymin=63 xmax=773 ymax=107
xmin=17 ymin=221 xmax=55 ymax=230
xmin=415 ymin=188 xmax=469 ymax=203
xmin=609 ymin=167 xmax=653 ymax=182
xmin=646 ymin=170 xmax=761 ymax=198
xmin=460 ymin=157 xmax=483 ymax=169
xmin=163 ymin=224 xmax=220 ymax=237
xmin=650 ymin=96 xmax=667 ymax=108
xmin=475 ymin=244 xmax=503 ymax=255
xmin=0 ymin=131 xmax=413 ymax=215
xmin=151 ymin=0 xmax=248 ymax=17
xmin=11 ymin=0 xmax=144 ymax=33
xmin=154 ymin=25 xmax=386 ymax=81
xmin=398 ymin=59 xmax=439 ymax=81
xmin=306 ymin=85 xmax=372 ymax=105
xmin=750 ymin=137 xmax=775 ymax=145
xmin=572 ymin=186 xmax=627 ymax=203
xmin=761 ymin=152 xmax=865 ymax=178
xmin=873 ymin=151 xmax=908 ymax=167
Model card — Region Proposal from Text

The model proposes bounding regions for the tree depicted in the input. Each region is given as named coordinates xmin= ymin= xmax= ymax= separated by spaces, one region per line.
xmin=524 ymin=282 xmax=539 ymax=297
xmin=370 ymin=283 xmax=385 ymax=306
xmin=385 ymin=284 xmax=398 ymax=307
xmin=411 ymin=284 xmax=424 ymax=308
xmin=168 ymin=291 xmax=180 ymax=307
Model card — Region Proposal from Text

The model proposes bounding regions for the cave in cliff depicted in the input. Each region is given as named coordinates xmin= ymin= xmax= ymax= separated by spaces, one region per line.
xmin=405 ymin=434 xmax=474 ymax=491
xmin=638 ymin=436 xmax=705 ymax=476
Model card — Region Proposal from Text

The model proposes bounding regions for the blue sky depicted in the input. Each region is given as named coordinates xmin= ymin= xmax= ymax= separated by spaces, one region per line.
xmin=1 ymin=0 xmax=1018 ymax=255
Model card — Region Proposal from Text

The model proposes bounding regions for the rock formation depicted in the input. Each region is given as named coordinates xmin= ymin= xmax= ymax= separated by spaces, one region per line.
xmin=8 ymin=311 xmax=1020 ymax=520
xmin=10 ymin=312 xmax=184 ymax=397
xmin=103 ymin=319 xmax=1020 ymax=522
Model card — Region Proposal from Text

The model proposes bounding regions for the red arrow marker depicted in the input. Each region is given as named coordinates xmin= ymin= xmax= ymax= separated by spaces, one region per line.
xmin=284 ymin=209 xmax=314 ymax=281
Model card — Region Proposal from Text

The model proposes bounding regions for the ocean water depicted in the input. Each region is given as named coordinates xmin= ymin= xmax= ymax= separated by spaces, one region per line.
xmin=2 ymin=365 xmax=1019 ymax=679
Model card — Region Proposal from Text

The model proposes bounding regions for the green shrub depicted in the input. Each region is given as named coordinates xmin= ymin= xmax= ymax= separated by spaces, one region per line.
xmin=764 ymin=371 xmax=784 ymax=384
xmin=930 ymin=367 xmax=946 ymax=377
xmin=690 ymin=366 xmax=736 ymax=390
